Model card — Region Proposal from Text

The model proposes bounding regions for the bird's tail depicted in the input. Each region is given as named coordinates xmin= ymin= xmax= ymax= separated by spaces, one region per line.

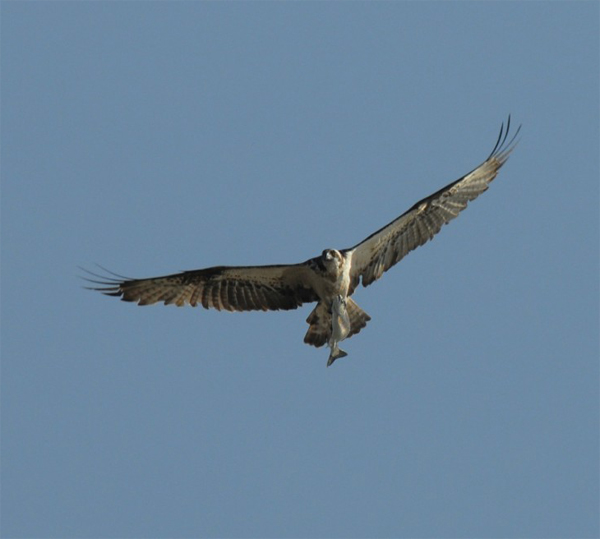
xmin=304 ymin=298 xmax=371 ymax=348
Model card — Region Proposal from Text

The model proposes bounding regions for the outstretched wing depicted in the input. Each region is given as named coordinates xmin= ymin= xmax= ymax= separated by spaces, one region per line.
xmin=346 ymin=117 xmax=520 ymax=290
xmin=83 ymin=262 xmax=320 ymax=312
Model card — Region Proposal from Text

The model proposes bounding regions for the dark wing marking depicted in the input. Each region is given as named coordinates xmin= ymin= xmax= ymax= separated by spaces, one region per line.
xmin=346 ymin=117 xmax=520 ymax=290
xmin=82 ymin=262 xmax=320 ymax=312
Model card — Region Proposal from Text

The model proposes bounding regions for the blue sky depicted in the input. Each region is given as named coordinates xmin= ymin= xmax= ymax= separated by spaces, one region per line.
xmin=2 ymin=2 xmax=598 ymax=538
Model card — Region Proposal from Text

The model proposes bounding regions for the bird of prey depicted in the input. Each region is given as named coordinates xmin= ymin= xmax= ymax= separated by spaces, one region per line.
xmin=85 ymin=118 xmax=520 ymax=366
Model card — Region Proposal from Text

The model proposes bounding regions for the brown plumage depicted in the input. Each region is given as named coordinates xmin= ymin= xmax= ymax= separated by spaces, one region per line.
xmin=91 ymin=264 xmax=318 ymax=311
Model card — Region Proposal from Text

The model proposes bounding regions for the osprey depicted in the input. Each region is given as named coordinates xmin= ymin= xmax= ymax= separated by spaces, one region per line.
xmin=85 ymin=118 xmax=520 ymax=366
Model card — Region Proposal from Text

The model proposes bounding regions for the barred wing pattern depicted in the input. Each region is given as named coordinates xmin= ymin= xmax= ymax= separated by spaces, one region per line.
xmin=85 ymin=264 xmax=319 ymax=312
xmin=347 ymin=118 xmax=520 ymax=289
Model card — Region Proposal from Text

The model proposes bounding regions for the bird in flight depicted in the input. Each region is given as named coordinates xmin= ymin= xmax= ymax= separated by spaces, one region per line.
xmin=85 ymin=118 xmax=520 ymax=366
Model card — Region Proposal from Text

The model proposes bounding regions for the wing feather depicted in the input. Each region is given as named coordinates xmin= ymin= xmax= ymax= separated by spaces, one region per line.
xmin=83 ymin=263 xmax=320 ymax=312
xmin=346 ymin=117 xmax=520 ymax=290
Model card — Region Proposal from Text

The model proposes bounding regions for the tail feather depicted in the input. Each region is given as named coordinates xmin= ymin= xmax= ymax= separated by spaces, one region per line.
xmin=304 ymin=302 xmax=329 ymax=348
xmin=345 ymin=297 xmax=371 ymax=338
xmin=304 ymin=298 xmax=370 ymax=348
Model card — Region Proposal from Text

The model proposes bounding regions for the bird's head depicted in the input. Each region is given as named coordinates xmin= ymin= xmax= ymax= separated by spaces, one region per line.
xmin=322 ymin=249 xmax=343 ymax=269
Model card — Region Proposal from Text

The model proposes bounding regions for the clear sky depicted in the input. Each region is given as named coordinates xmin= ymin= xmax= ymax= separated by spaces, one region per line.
xmin=2 ymin=2 xmax=598 ymax=538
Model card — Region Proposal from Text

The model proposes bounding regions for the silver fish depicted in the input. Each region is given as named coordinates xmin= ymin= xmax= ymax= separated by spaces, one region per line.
xmin=327 ymin=295 xmax=351 ymax=367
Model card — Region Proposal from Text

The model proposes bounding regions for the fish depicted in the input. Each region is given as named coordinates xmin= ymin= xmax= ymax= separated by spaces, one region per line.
xmin=327 ymin=295 xmax=351 ymax=367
